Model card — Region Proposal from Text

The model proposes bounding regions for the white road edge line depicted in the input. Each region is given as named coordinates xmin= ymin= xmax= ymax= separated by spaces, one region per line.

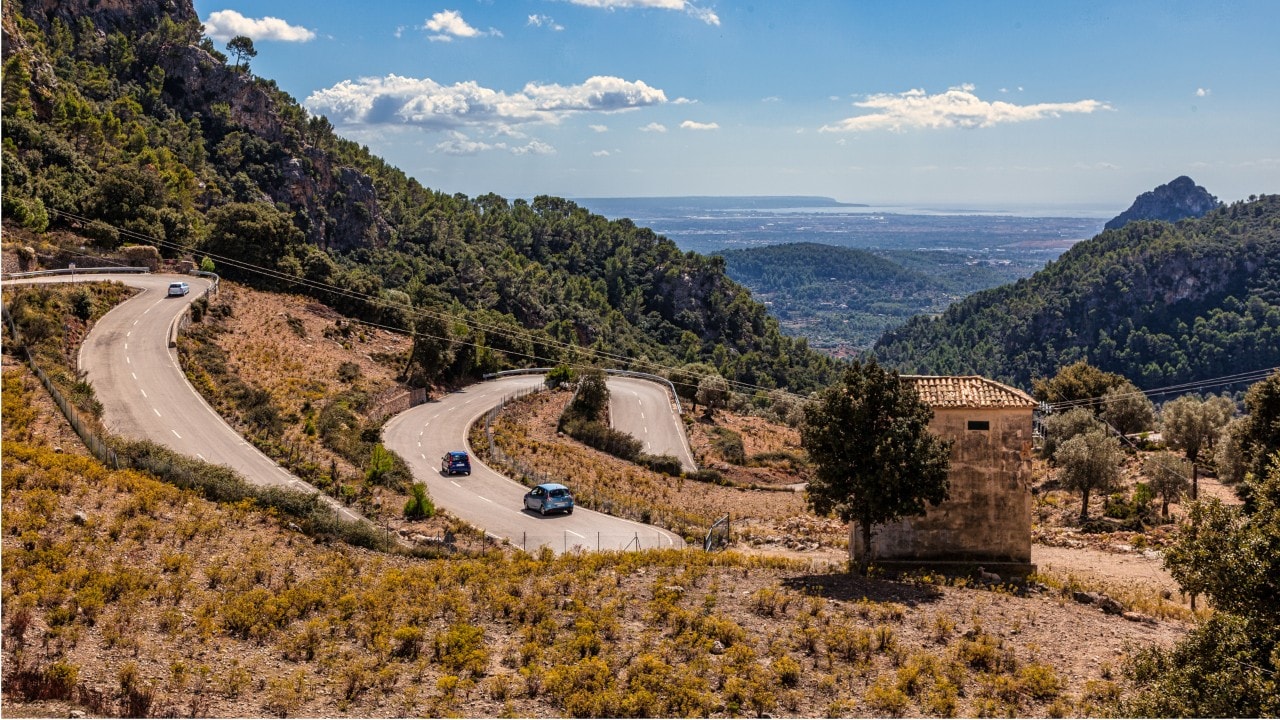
xmin=567 ymin=529 xmax=585 ymax=539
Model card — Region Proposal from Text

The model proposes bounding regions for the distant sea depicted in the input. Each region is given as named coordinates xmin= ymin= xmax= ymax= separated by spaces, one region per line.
xmin=574 ymin=196 xmax=1114 ymax=267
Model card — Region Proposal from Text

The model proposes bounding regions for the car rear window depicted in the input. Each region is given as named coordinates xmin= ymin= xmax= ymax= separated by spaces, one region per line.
xmin=549 ymin=489 xmax=568 ymax=498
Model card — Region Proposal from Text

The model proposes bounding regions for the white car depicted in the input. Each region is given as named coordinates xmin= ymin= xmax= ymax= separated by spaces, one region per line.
xmin=167 ymin=282 xmax=190 ymax=297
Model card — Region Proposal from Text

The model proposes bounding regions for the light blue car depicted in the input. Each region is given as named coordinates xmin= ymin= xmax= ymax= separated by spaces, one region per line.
xmin=523 ymin=483 xmax=574 ymax=516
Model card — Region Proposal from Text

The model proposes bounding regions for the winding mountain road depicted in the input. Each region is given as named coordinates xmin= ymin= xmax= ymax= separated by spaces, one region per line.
xmin=15 ymin=273 xmax=363 ymax=523
xmin=382 ymin=377 xmax=685 ymax=552
xmin=607 ymin=376 xmax=697 ymax=472
xmin=17 ymin=272 xmax=688 ymax=551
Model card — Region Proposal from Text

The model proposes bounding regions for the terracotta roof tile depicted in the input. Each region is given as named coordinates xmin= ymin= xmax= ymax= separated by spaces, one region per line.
xmin=903 ymin=375 xmax=1036 ymax=409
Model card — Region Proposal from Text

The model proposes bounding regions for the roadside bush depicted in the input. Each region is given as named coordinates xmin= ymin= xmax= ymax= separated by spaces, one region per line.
xmin=404 ymin=483 xmax=435 ymax=520
xmin=639 ymin=453 xmax=682 ymax=476
xmin=708 ymin=427 xmax=745 ymax=465
xmin=562 ymin=416 xmax=643 ymax=461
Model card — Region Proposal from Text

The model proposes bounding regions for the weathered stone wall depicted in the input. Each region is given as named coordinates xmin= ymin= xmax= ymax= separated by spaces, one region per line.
xmin=852 ymin=406 xmax=1033 ymax=564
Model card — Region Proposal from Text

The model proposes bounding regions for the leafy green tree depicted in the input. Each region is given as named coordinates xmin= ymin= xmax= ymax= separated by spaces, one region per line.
xmin=1032 ymin=360 xmax=1128 ymax=405
xmin=1215 ymin=416 xmax=1251 ymax=487
xmin=366 ymin=443 xmax=394 ymax=485
xmin=403 ymin=311 xmax=454 ymax=385
xmin=404 ymin=482 xmax=435 ymax=520
xmin=1100 ymin=382 xmax=1156 ymax=436
xmin=1143 ymin=451 xmax=1192 ymax=520
xmin=203 ymin=202 xmax=303 ymax=282
xmin=1124 ymin=459 xmax=1280 ymax=716
xmin=1163 ymin=394 xmax=1236 ymax=499
xmin=545 ymin=364 xmax=574 ymax=389
xmin=669 ymin=362 xmax=718 ymax=405
xmin=226 ymin=35 xmax=257 ymax=70
xmin=1055 ymin=429 xmax=1124 ymax=522
xmin=1235 ymin=371 xmax=1280 ymax=506
xmin=695 ymin=373 xmax=730 ymax=419
xmin=571 ymin=368 xmax=609 ymax=421
xmin=1040 ymin=406 xmax=1103 ymax=461
xmin=801 ymin=361 xmax=952 ymax=574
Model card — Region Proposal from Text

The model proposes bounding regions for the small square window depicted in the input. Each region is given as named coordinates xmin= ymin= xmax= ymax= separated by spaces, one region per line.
xmin=967 ymin=420 xmax=990 ymax=431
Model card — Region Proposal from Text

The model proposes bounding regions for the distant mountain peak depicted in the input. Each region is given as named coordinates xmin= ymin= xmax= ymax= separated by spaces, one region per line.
xmin=1104 ymin=176 xmax=1220 ymax=230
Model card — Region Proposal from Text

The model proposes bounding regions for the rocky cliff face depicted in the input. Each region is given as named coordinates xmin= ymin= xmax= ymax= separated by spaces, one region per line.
xmin=14 ymin=0 xmax=390 ymax=252
xmin=1104 ymin=176 xmax=1220 ymax=230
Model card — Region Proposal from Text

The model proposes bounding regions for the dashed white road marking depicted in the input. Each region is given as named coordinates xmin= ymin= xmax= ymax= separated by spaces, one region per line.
xmin=172 ymin=429 xmax=182 ymax=439
xmin=566 ymin=529 xmax=586 ymax=539
xmin=153 ymin=408 xmax=162 ymax=417
xmin=139 ymin=389 xmax=147 ymax=398
xmin=640 ymin=412 xmax=645 ymax=420
xmin=131 ymin=372 xmax=137 ymax=380
xmin=478 ymin=496 xmax=494 ymax=504
xmin=451 ymin=481 xmax=461 ymax=488
xmin=126 ymin=356 xmax=131 ymax=364
xmin=196 ymin=453 xmax=205 ymax=460
xmin=124 ymin=343 xmax=128 ymax=350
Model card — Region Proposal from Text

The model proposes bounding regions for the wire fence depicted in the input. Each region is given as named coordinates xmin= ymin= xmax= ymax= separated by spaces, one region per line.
xmin=2 ymin=303 xmax=121 ymax=469
xmin=704 ymin=513 xmax=731 ymax=552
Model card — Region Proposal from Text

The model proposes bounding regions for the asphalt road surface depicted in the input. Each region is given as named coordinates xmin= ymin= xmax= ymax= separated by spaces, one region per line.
xmin=607 ymin=376 xmax=697 ymax=473
xmin=21 ymin=273 xmax=364 ymax=524
xmin=382 ymin=376 xmax=685 ymax=553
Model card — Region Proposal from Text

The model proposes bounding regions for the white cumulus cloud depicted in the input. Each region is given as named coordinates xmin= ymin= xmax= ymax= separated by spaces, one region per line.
xmin=1196 ymin=87 xmax=1211 ymax=97
xmin=567 ymin=0 xmax=720 ymax=26
xmin=306 ymin=75 xmax=668 ymax=130
xmin=821 ymin=84 xmax=1110 ymax=132
xmin=593 ymin=150 xmax=612 ymax=157
xmin=680 ymin=120 xmax=719 ymax=130
xmin=639 ymin=122 xmax=668 ymax=132
xmin=589 ymin=124 xmax=609 ymax=132
xmin=203 ymin=10 xmax=315 ymax=42
xmin=424 ymin=10 xmax=497 ymax=41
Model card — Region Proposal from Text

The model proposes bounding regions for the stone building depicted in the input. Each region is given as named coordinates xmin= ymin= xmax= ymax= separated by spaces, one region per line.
xmin=850 ymin=375 xmax=1037 ymax=575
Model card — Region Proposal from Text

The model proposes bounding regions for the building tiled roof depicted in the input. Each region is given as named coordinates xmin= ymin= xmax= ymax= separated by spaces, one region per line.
xmin=903 ymin=375 xmax=1036 ymax=409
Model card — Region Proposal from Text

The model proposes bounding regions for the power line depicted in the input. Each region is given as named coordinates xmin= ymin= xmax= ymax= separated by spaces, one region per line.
xmin=1047 ymin=367 xmax=1279 ymax=412
xmin=45 ymin=208 xmax=813 ymax=401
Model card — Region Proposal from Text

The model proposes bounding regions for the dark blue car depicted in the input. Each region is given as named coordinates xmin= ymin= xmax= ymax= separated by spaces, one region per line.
xmin=441 ymin=451 xmax=471 ymax=475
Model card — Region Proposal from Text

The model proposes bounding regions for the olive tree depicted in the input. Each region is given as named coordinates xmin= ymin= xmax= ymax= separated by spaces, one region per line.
xmin=1162 ymin=394 xmax=1236 ymax=499
xmin=1055 ymin=429 xmax=1124 ymax=522
xmin=801 ymin=361 xmax=951 ymax=575
xmin=1101 ymin=382 xmax=1157 ymax=436
xmin=1143 ymin=451 xmax=1192 ymax=520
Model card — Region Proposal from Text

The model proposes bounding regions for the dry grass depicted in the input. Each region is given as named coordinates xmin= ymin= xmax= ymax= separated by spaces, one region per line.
xmin=3 ymin=334 xmax=1196 ymax=719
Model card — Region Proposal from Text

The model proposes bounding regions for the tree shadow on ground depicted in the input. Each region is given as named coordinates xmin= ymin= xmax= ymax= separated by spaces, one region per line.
xmin=781 ymin=571 xmax=945 ymax=607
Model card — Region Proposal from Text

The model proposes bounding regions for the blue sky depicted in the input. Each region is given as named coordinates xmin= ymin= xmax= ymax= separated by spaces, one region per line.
xmin=192 ymin=1 xmax=1279 ymax=209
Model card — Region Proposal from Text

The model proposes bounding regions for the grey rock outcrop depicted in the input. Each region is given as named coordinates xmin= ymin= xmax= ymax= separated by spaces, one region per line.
xmin=1105 ymin=176 xmax=1220 ymax=230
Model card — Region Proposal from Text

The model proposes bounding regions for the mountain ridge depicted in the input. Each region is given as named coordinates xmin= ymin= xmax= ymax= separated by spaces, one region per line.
xmin=0 ymin=0 xmax=839 ymax=393
xmin=1104 ymin=176 xmax=1220 ymax=230
xmin=874 ymin=194 xmax=1280 ymax=389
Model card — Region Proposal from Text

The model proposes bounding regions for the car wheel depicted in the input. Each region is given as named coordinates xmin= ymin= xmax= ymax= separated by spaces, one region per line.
xmin=539 ymin=504 xmax=547 ymax=516
xmin=566 ymin=507 xmax=573 ymax=515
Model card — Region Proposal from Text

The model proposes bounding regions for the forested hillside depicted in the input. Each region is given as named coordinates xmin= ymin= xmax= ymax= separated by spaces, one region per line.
xmin=874 ymin=196 xmax=1280 ymax=388
xmin=0 ymin=0 xmax=837 ymax=393
xmin=719 ymin=242 xmax=1032 ymax=351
